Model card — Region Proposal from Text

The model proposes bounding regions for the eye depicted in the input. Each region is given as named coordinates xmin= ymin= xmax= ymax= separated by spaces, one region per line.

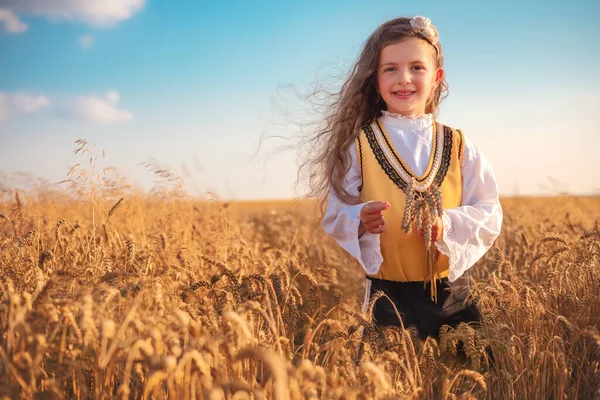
xmin=384 ymin=67 xmax=396 ymax=72
xmin=411 ymin=65 xmax=425 ymax=71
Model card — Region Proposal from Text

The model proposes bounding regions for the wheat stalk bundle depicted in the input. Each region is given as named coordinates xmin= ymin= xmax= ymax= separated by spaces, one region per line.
xmin=400 ymin=178 xmax=445 ymax=302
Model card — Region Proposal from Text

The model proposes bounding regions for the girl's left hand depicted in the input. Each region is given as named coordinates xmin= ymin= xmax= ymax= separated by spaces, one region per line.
xmin=419 ymin=215 xmax=444 ymax=243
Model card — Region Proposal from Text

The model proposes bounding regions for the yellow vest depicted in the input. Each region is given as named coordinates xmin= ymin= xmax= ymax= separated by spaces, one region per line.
xmin=356 ymin=118 xmax=465 ymax=282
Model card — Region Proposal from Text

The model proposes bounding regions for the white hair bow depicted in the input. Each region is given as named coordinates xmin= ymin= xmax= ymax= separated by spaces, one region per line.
xmin=410 ymin=16 xmax=439 ymax=45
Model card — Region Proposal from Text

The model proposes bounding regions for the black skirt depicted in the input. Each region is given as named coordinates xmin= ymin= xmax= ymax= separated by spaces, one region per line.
xmin=365 ymin=273 xmax=481 ymax=340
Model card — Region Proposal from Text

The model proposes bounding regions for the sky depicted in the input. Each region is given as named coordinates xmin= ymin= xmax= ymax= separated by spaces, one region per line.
xmin=1 ymin=0 xmax=599 ymax=199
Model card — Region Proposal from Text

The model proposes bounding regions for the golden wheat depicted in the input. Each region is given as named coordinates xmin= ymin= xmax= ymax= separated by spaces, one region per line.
xmin=0 ymin=177 xmax=599 ymax=399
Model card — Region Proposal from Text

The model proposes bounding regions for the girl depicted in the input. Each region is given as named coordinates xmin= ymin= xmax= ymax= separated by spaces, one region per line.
xmin=320 ymin=16 xmax=503 ymax=340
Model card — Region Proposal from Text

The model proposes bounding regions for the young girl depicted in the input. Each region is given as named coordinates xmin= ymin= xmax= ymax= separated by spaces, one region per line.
xmin=321 ymin=16 xmax=503 ymax=340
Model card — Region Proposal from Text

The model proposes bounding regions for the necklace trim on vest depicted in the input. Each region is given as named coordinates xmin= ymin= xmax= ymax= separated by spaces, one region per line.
xmin=362 ymin=120 xmax=453 ymax=192
xmin=374 ymin=118 xmax=440 ymax=184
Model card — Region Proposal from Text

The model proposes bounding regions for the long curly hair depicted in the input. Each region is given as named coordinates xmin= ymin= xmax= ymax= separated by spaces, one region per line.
xmin=300 ymin=17 xmax=448 ymax=207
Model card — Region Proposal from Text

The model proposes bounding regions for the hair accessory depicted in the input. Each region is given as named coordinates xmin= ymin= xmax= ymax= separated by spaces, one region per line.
xmin=409 ymin=16 xmax=439 ymax=46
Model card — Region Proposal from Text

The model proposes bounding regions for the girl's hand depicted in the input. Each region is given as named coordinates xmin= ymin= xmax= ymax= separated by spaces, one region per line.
xmin=419 ymin=215 xmax=444 ymax=242
xmin=359 ymin=201 xmax=391 ymax=235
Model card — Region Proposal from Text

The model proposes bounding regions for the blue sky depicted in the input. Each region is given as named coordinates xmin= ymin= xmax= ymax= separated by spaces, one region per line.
xmin=1 ymin=0 xmax=599 ymax=199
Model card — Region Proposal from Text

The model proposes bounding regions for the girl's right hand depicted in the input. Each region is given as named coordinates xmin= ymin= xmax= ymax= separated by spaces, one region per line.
xmin=359 ymin=201 xmax=391 ymax=235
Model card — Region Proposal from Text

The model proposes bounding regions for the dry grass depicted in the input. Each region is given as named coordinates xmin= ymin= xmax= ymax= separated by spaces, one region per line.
xmin=1 ymin=169 xmax=599 ymax=399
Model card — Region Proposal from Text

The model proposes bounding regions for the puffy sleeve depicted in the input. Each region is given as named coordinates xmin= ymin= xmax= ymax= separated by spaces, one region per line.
xmin=435 ymin=136 xmax=503 ymax=282
xmin=322 ymin=142 xmax=384 ymax=276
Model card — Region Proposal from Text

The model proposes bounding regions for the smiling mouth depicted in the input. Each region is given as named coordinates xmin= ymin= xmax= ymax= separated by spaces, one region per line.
xmin=393 ymin=91 xmax=416 ymax=97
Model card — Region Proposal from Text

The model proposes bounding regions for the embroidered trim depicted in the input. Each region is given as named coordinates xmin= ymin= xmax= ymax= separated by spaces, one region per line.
xmin=457 ymin=128 xmax=465 ymax=161
xmin=433 ymin=125 xmax=453 ymax=187
xmin=363 ymin=123 xmax=409 ymax=191
xmin=356 ymin=138 xmax=364 ymax=193
xmin=375 ymin=119 xmax=440 ymax=184
xmin=373 ymin=121 xmax=445 ymax=190
xmin=363 ymin=121 xmax=453 ymax=192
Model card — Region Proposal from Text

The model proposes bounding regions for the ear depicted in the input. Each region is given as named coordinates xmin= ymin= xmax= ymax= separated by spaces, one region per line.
xmin=434 ymin=68 xmax=444 ymax=86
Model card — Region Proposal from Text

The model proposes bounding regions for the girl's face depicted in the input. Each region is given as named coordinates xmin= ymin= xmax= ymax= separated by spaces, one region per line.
xmin=376 ymin=38 xmax=443 ymax=116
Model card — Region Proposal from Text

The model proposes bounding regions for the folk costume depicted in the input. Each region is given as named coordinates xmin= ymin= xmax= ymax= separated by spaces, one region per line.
xmin=323 ymin=112 xmax=503 ymax=339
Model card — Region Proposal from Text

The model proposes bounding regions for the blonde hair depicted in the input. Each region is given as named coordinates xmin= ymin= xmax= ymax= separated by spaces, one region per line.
xmin=300 ymin=17 xmax=448 ymax=206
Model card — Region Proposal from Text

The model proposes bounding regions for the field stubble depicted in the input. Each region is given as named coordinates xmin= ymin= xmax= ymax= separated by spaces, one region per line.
xmin=0 ymin=184 xmax=599 ymax=399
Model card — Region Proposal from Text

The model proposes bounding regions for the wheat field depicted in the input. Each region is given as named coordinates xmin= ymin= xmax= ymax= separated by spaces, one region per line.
xmin=1 ymin=166 xmax=599 ymax=399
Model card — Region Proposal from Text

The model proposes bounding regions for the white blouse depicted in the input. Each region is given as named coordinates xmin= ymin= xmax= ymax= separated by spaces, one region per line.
xmin=322 ymin=112 xmax=503 ymax=282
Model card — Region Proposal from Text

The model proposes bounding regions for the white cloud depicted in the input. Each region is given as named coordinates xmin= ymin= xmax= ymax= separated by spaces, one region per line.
xmin=0 ymin=7 xmax=28 ymax=33
xmin=1 ymin=0 xmax=145 ymax=27
xmin=57 ymin=91 xmax=133 ymax=124
xmin=105 ymin=90 xmax=120 ymax=104
xmin=77 ymin=33 xmax=95 ymax=49
xmin=0 ymin=92 xmax=50 ymax=123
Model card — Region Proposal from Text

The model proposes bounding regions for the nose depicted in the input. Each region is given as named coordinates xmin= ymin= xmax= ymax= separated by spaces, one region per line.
xmin=397 ymin=69 xmax=411 ymax=85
